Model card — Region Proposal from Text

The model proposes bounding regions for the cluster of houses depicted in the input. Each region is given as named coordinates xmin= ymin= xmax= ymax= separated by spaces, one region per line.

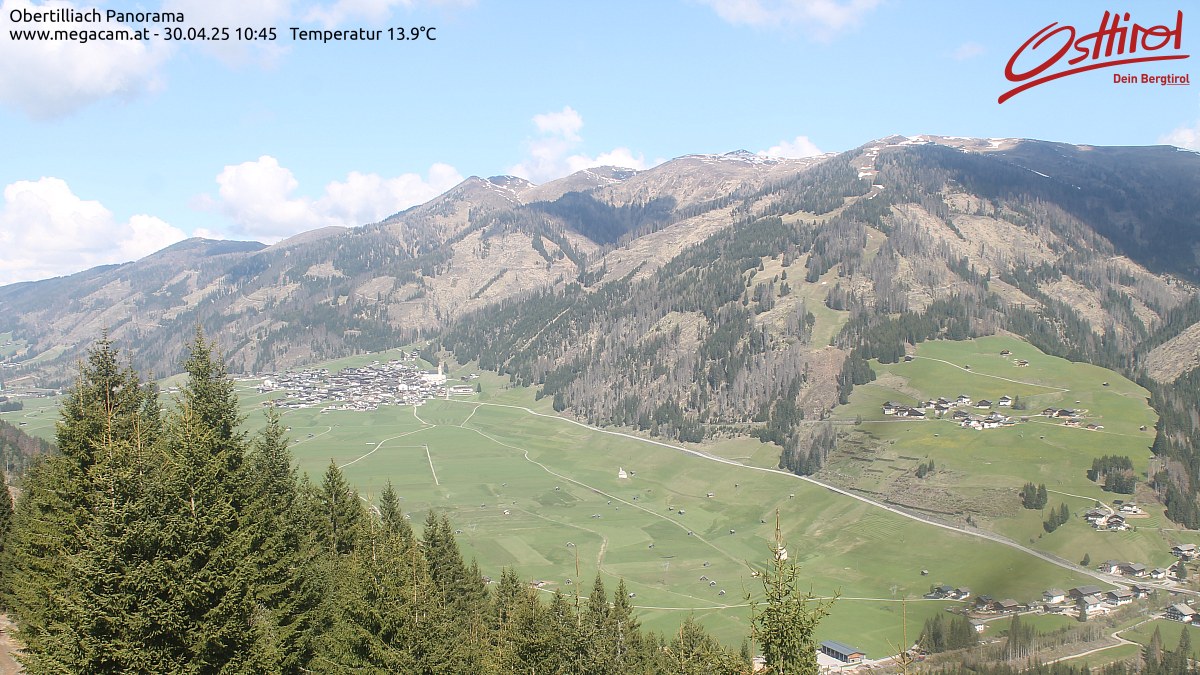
xmin=1084 ymin=508 xmax=1130 ymax=531
xmin=881 ymin=394 xmax=1017 ymax=430
xmin=964 ymin=582 xmax=1161 ymax=620
xmin=973 ymin=596 xmax=1024 ymax=614
xmin=257 ymin=357 xmax=476 ymax=411
xmin=1096 ymin=559 xmax=1168 ymax=579
xmin=925 ymin=585 xmax=971 ymax=600
xmin=1043 ymin=585 xmax=1151 ymax=616
xmin=1040 ymin=407 xmax=1103 ymax=430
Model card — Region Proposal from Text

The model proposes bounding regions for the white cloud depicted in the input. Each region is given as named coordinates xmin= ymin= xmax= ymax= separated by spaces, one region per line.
xmin=315 ymin=163 xmax=463 ymax=225
xmin=758 ymin=135 xmax=824 ymax=158
xmin=1161 ymin=121 xmax=1200 ymax=151
xmin=509 ymin=107 xmax=655 ymax=183
xmin=201 ymin=155 xmax=463 ymax=242
xmin=0 ymin=177 xmax=187 ymax=284
xmin=0 ymin=0 xmax=170 ymax=118
xmin=951 ymin=42 xmax=985 ymax=60
xmin=698 ymin=0 xmax=883 ymax=33
xmin=533 ymin=106 xmax=584 ymax=141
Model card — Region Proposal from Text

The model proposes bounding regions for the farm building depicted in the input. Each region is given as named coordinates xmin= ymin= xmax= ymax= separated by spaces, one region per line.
xmin=1167 ymin=604 xmax=1198 ymax=622
xmin=820 ymin=641 xmax=867 ymax=663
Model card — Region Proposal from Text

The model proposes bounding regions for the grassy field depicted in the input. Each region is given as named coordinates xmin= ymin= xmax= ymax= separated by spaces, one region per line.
xmin=0 ymin=343 xmax=1136 ymax=654
xmin=0 ymin=331 xmax=25 ymax=358
xmin=830 ymin=335 xmax=1170 ymax=571
xmin=1119 ymin=618 xmax=1197 ymax=656
xmin=215 ymin=359 xmax=1103 ymax=654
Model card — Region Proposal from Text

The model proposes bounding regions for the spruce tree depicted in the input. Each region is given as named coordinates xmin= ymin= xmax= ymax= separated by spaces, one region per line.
xmin=749 ymin=515 xmax=835 ymax=675
xmin=242 ymin=407 xmax=321 ymax=673
xmin=2 ymin=336 xmax=162 ymax=673
xmin=609 ymin=579 xmax=643 ymax=670
xmin=317 ymin=460 xmax=364 ymax=555
xmin=378 ymin=480 xmax=414 ymax=546
xmin=1145 ymin=624 xmax=1164 ymax=669
xmin=663 ymin=614 xmax=745 ymax=674
xmin=148 ymin=371 xmax=256 ymax=671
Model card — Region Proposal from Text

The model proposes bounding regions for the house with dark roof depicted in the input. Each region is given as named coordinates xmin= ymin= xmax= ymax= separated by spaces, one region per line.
xmin=993 ymin=598 xmax=1020 ymax=613
xmin=1172 ymin=544 xmax=1198 ymax=559
xmin=1132 ymin=584 xmax=1155 ymax=599
xmin=1106 ymin=589 xmax=1133 ymax=606
xmin=1167 ymin=604 xmax=1198 ymax=622
xmin=1120 ymin=563 xmax=1148 ymax=577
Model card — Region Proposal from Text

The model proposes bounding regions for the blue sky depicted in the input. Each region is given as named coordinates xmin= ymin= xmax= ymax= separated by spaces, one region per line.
xmin=1 ymin=0 xmax=1197 ymax=284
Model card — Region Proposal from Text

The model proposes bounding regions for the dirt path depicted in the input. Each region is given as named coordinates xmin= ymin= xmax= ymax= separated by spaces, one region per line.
xmin=909 ymin=356 xmax=1069 ymax=392
xmin=0 ymin=614 xmax=23 ymax=674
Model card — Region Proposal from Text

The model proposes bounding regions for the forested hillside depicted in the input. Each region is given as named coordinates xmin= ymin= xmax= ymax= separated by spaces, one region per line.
xmin=440 ymin=137 xmax=1200 ymax=522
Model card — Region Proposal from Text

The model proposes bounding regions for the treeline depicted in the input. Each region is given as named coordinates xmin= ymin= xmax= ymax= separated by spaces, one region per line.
xmin=1043 ymin=503 xmax=1071 ymax=533
xmin=1020 ymin=482 xmax=1048 ymax=510
xmin=0 ymin=333 xmax=831 ymax=674
xmin=934 ymin=622 xmax=1200 ymax=675
xmin=919 ymin=613 xmax=976 ymax=653
xmin=1089 ymin=455 xmax=1136 ymax=494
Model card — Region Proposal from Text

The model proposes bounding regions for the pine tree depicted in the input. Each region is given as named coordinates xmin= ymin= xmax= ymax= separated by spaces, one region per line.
xmin=317 ymin=460 xmax=364 ymax=555
xmin=149 ymin=371 xmax=256 ymax=671
xmin=662 ymin=614 xmax=745 ymax=674
xmin=608 ymin=579 xmax=643 ymax=671
xmin=378 ymin=479 xmax=414 ymax=547
xmin=242 ymin=407 xmax=321 ymax=673
xmin=1145 ymin=624 xmax=1164 ymax=669
xmin=749 ymin=514 xmax=836 ymax=675
xmin=2 ymin=336 xmax=162 ymax=672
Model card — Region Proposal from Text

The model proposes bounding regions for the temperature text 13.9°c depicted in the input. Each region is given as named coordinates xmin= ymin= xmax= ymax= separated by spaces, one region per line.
xmin=389 ymin=26 xmax=435 ymax=40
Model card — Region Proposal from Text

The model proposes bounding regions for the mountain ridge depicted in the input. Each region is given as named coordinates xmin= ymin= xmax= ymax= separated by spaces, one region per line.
xmin=1 ymin=136 xmax=1197 ymax=396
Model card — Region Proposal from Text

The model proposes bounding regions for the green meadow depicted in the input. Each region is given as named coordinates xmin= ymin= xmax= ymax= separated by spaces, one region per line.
xmin=216 ymin=353 xmax=1101 ymax=654
xmin=0 ymin=342 xmax=1135 ymax=654
xmin=833 ymin=335 xmax=1170 ymax=571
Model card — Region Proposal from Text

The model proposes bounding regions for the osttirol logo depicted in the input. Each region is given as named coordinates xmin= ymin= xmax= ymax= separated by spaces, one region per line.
xmin=1000 ymin=10 xmax=1190 ymax=103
